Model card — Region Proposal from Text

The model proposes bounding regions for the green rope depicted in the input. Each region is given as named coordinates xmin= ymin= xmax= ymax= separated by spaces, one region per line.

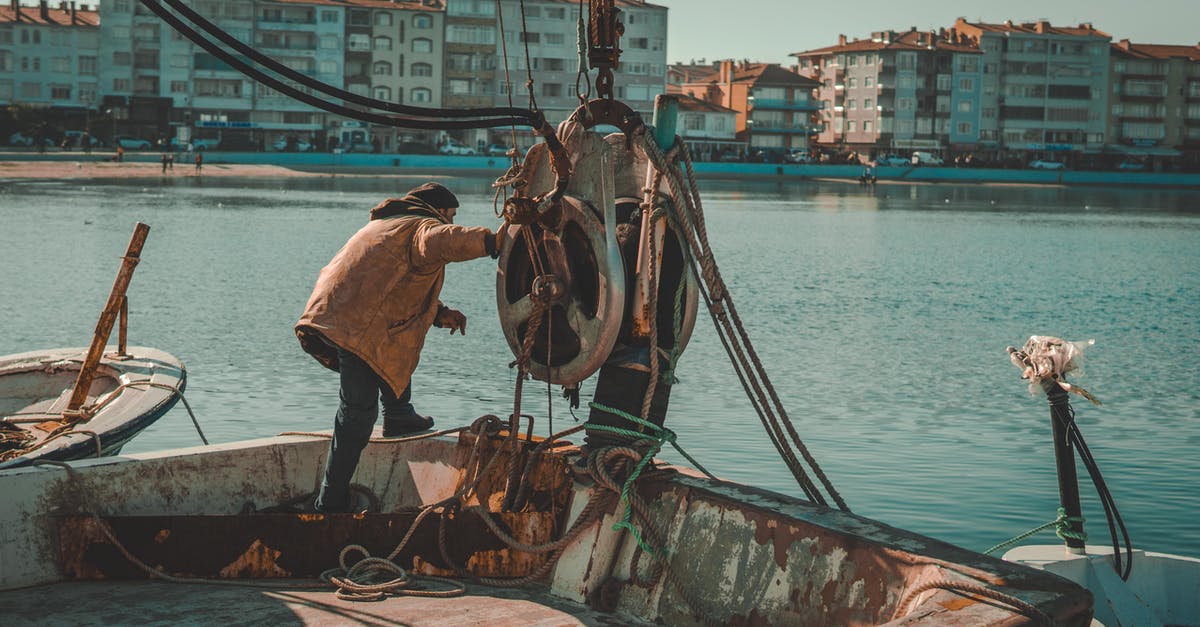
xmin=985 ymin=507 xmax=1087 ymax=555
xmin=586 ymin=402 xmax=716 ymax=555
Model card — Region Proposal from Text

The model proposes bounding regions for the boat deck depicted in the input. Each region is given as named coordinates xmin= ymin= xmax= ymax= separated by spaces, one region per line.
xmin=1 ymin=579 xmax=630 ymax=626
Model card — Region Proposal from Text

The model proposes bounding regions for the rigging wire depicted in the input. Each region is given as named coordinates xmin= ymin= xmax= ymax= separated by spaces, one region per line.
xmin=517 ymin=0 xmax=539 ymax=112
xmin=494 ymin=0 xmax=520 ymax=151
xmin=137 ymin=0 xmax=541 ymax=130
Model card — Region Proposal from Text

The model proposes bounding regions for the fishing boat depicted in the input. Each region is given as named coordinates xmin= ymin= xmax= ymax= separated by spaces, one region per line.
xmin=0 ymin=429 xmax=1091 ymax=625
xmin=7 ymin=1 xmax=1192 ymax=624
xmin=0 ymin=346 xmax=185 ymax=470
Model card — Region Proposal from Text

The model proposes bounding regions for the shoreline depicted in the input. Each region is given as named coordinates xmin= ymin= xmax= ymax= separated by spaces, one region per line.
xmin=2 ymin=151 xmax=1199 ymax=189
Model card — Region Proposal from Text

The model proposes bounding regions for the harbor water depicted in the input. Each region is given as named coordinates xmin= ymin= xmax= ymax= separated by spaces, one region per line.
xmin=1 ymin=174 xmax=1197 ymax=558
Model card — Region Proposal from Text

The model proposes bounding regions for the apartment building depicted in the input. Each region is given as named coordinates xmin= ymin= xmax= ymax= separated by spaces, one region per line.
xmin=493 ymin=0 xmax=667 ymax=146
xmin=1108 ymin=40 xmax=1200 ymax=167
xmin=953 ymin=19 xmax=1111 ymax=160
xmin=674 ymin=93 xmax=739 ymax=159
xmin=793 ymin=29 xmax=983 ymax=158
xmin=0 ymin=1 xmax=99 ymax=111
xmin=443 ymin=0 xmax=496 ymax=149
xmin=677 ymin=60 xmax=820 ymax=154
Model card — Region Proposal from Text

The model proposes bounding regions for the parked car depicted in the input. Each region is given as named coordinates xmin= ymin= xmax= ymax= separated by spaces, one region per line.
xmin=8 ymin=132 xmax=53 ymax=148
xmin=485 ymin=143 xmax=512 ymax=157
xmin=438 ymin=140 xmax=477 ymax=156
xmin=63 ymin=130 xmax=102 ymax=148
xmin=169 ymin=138 xmax=220 ymax=152
xmin=1117 ymin=160 xmax=1146 ymax=171
xmin=114 ymin=136 xmax=152 ymax=150
xmin=876 ymin=154 xmax=910 ymax=167
xmin=784 ymin=149 xmax=812 ymax=164
xmin=910 ymin=151 xmax=944 ymax=166
xmin=1029 ymin=160 xmax=1066 ymax=170
xmin=272 ymin=137 xmax=313 ymax=152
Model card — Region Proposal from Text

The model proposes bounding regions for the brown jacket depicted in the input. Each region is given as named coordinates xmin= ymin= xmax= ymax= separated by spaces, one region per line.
xmin=296 ymin=207 xmax=492 ymax=396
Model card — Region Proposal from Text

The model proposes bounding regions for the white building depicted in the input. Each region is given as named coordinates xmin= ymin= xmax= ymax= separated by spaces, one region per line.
xmin=0 ymin=1 xmax=100 ymax=111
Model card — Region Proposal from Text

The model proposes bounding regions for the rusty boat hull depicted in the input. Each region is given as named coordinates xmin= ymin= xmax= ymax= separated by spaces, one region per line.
xmin=0 ymin=430 xmax=1092 ymax=625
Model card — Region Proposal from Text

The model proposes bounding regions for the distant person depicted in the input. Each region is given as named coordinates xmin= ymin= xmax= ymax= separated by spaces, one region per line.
xmin=295 ymin=182 xmax=499 ymax=513
xmin=161 ymin=153 xmax=169 ymax=173
xmin=116 ymin=145 xmax=124 ymax=162
xmin=194 ymin=152 xmax=203 ymax=175
xmin=83 ymin=132 xmax=92 ymax=155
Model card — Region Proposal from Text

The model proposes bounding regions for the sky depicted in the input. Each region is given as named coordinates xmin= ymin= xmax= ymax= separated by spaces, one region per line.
xmin=654 ymin=0 xmax=1200 ymax=66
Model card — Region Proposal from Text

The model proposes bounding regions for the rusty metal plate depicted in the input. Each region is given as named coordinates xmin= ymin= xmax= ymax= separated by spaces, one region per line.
xmin=59 ymin=510 xmax=560 ymax=581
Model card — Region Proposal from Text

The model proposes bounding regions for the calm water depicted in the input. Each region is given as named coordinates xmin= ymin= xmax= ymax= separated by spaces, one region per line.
xmin=2 ymin=174 xmax=1197 ymax=558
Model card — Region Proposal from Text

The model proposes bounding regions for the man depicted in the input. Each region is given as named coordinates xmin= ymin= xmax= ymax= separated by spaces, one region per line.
xmin=296 ymin=182 xmax=498 ymax=513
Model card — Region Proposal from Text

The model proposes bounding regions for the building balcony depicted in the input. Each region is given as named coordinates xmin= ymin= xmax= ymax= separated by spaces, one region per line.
xmin=1184 ymin=117 xmax=1200 ymax=126
xmin=750 ymin=98 xmax=820 ymax=111
xmin=1118 ymin=114 xmax=1165 ymax=122
xmin=1121 ymin=92 xmax=1167 ymax=101
xmin=256 ymin=44 xmax=318 ymax=55
xmin=748 ymin=124 xmax=811 ymax=134
xmin=256 ymin=18 xmax=317 ymax=30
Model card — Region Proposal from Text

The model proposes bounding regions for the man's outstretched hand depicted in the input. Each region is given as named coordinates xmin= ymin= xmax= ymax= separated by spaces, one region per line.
xmin=436 ymin=307 xmax=467 ymax=335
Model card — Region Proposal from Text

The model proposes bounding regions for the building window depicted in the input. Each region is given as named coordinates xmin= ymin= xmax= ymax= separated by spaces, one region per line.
xmin=78 ymin=56 xmax=98 ymax=75
xmin=374 ymin=86 xmax=392 ymax=101
xmin=375 ymin=12 xmax=392 ymax=26
xmin=846 ymin=120 xmax=856 ymax=132
xmin=410 ymin=87 xmax=432 ymax=103
xmin=374 ymin=36 xmax=392 ymax=51
xmin=448 ymin=79 xmax=472 ymax=95
xmin=320 ymin=61 xmax=338 ymax=75
xmin=113 ymin=52 xmax=131 ymax=66
xmin=321 ymin=10 xmax=338 ymax=23
xmin=848 ymin=99 xmax=856 ymax=109
xmin=413 ymin=14 xmax=433 ymax=29
xmin=170 ymin=81 xmax=188 ymax=93
xmin=50 ymin=85 xmax=71 ymax=100
xmin=412 ymin=38 xmax=432 ymax=53
xmin=348 ymin=34 xmax=370 ymax=52
xmin=958 ymin=78 xmax=975 ymax=91
xmin=411 ymin=62 xmax=433 ymax=77
xmin=350 ymin=10 xmax=369 ymax=26
xmin=957 ymin=100 xmax=972 ymax=112
xmin=373 ymin=61 xmax=392 ymax=75
xmin=113 ymin=78 xmax=130 ymax=92
xmin=863 ymin=120 xmax=873 ymax=132
xmin=864 ymin=76 xmax=873 ymax=87
xmin=957 ymin=122 xmax=972 ymax=134
xmin=849 ymin=77 xmax=857 ymax=88
xmin=864 ymin=98 xmax=873 ymax=109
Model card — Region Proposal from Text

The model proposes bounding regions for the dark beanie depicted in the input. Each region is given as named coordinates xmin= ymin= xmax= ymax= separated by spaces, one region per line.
xmin=407 ymin=182 xmax=459 ymax=210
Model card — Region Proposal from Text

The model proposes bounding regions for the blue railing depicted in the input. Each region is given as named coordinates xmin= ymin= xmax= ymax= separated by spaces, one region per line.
xmin=750 ymin=98 xmax=821 ymax=111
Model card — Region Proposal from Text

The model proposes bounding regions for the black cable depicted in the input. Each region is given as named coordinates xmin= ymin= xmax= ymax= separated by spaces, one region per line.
xmin=149 ymin=0 xmax=537 ymax=122
xmin=1067 ymin=415 xmax=1134 ymax=579
xmin=137 ymin=0 xmax=540 ymax=131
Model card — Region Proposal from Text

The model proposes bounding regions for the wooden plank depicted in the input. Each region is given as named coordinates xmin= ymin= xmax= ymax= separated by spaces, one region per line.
xmin=64 ymin=223 xmax=150 ymax=418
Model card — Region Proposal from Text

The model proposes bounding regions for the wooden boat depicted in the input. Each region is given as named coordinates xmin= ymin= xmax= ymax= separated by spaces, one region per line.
xmin=0 ymin=346 xmax=185 ymax=470
xmin=0 ymin=429 xmax=1092 ymax=625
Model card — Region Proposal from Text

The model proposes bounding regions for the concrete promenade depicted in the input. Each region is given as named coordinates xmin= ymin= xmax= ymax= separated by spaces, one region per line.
xmin=3 ymin=149 xmax=1199 ymax=188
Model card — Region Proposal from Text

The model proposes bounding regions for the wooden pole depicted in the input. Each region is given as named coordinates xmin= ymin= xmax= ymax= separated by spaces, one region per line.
xmin=64 ymin=223 xmax=151 ymax=420
xmin=117 ymin=295 xmax=129 ymax=358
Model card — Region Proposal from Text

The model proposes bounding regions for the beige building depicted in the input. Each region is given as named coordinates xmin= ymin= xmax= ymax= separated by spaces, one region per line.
xmin=675 ymin=60 xmax=820 ymax=156
xmin=953 ymin=19 xmax=1111 ymax=161
xmin=0 ymin=1 xmax=100 ymax=113
xmin=443 ymin=0 xmax=497 ymax=149
xmin=1108 ymin=40 xmax=1200 ymax=169
xmin=794 ymin=29 xmax=983 ymax=159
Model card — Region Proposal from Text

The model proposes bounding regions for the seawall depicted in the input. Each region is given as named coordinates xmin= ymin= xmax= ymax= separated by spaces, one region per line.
xmin=4 ymin=150 xmax=1199 ymax=188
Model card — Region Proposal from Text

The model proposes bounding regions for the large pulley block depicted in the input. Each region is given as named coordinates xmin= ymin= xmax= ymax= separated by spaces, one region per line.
xmin=496 ymin=194 xmax=623 ymax=385
xmin=496 ymin=116 xmax=700 ymax=386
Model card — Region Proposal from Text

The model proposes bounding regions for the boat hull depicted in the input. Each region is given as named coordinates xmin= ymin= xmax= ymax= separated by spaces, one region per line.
xmin=0 ymin=432 xmax=1092 ymax=625
xmin=0 ymin=347 xmax=186 ymax=469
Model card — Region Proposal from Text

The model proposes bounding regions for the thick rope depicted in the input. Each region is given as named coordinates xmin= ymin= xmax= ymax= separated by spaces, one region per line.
xmin=892 ymin=579 xmax=1054 ymax=625
xmin=637 ymin=134 xmax=849 ymax=512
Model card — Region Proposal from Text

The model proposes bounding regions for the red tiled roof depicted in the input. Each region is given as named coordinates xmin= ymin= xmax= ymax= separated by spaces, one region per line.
xmin=955 ymin=18 xmax=1109 ymax=38
xmin=1112 ymin=42 xmax=1200 ymax=61
xmin=730 ymin=63 xmax=820 ymax=87
xmin=675 ymin=94 xmax=735 ymax=114
xmin=0 ymin=4 xmax=98 ymax=27
xmin=793 ymin=29 xmax=980 ymax=57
